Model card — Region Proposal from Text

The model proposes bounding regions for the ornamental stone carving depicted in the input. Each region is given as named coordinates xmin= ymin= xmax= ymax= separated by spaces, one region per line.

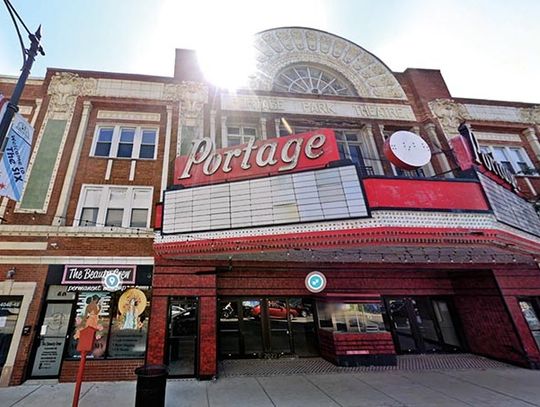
xmin=47 ymin=72 xmax=97 ymax=113
xmin=251 ymin=28 xmax=407 ymax=100
xmin=163 ymin=82 xmax=208 ymax=118
xmin=428 ymin=99 xmax=470 ymax=137
xmin=520 ymin=105 xmax=540 ymax=124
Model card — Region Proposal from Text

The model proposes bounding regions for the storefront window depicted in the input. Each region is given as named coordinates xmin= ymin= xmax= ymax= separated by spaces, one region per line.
xmin=67 ymin=292 xmax=112 ymax=359
xmin=0 ymin=296 xmax=22 ymax=369
xmin=519 ymin=300 xmax=540 ymax=349
xmin=316 ymin=302 xmax=387 ymax=333
xmin=66 ymin=288 xmax=151 ymax=359
xmin=108 ymin=288 xmax=151 ymax=358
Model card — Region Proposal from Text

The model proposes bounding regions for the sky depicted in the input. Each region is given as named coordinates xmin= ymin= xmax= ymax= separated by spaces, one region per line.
xmin=0 ymin=0 xmax=538 ymax=103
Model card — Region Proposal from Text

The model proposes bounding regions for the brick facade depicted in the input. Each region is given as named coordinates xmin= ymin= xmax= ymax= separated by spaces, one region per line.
xmin=1 ymin=26 xmax=540 ymax=385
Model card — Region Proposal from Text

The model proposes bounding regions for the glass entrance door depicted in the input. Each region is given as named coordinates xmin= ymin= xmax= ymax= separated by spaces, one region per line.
xmin=0 ymin=296 xmax=23 ymax=375
xmin=385 ymin=297 xmax=462 ymax=354
xmin=218 ymin=297 xmax=317 ymax=359
xmin=31 ymin=302 xmax=73 ymax=377
xmin=168 ymin=298 xmax=198 ymax=377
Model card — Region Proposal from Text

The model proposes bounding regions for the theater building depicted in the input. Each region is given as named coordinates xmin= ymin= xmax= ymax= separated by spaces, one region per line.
xmin=1 ymin=27 xmax=540 ymax=385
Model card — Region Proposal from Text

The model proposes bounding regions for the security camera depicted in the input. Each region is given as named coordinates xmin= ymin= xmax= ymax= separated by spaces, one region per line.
xmin=6 ymin=268 xmax=16 ymax=279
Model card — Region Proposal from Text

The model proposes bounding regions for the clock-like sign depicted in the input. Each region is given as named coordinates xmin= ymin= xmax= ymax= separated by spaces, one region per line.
xmin=383 ymin=131 xmax=431 ymax=170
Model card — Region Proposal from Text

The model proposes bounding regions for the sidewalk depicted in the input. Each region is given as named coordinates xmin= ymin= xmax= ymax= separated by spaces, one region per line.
xmin=2 ymin=368 xmax=540 ymax=407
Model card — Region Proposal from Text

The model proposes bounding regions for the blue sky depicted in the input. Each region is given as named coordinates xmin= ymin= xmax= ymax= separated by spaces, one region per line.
xmin=1 ymin=0 xmax=538 ymax=103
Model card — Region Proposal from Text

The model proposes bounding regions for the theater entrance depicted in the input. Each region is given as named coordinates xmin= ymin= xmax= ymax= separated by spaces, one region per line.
xmin=384 ymin=296 xmax=463 ymax=354
xmin=218 ymin=297 xmax=318 ymax=359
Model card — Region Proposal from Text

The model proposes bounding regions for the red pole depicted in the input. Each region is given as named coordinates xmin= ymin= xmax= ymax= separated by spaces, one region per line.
xmin=72 ymin=350 xmax=87 ymax=407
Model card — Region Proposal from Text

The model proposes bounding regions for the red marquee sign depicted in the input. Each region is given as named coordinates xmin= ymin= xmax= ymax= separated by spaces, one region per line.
xmin=174 ymin=129 xmax=339 ymax=187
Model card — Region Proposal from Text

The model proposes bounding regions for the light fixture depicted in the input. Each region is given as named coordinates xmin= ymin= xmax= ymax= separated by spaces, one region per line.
xmin=6 ymin=267 xmax=16 ymax=279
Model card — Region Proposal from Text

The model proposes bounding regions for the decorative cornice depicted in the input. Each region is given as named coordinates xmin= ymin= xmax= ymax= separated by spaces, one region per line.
xmin=428 ymin=99 xmax=470 ymax=137
xmin=47 ymin=72 xmax=97 ymax=113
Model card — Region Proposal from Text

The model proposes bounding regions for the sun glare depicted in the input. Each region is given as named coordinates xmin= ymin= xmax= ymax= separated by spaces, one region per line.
xmin=196 ymin=31 xmax=257 ymax=91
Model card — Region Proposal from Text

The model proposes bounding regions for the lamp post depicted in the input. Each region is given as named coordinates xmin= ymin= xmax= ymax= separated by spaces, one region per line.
xmin=0 ymin=25 xmax=44 ymax=151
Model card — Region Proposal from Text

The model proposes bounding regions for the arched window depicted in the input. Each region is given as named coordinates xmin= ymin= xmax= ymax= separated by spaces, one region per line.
xmin=272 ymin=64 xmax=356 ymax=96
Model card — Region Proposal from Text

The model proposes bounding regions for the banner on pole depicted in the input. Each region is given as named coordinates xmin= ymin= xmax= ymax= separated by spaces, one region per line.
xmin=0 ymin=112 xmax=34 ymax=201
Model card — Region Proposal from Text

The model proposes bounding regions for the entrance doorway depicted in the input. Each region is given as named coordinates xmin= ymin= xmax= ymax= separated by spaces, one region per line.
xmin=167 ymin=297 xmax=198 ymax=377
xmin=218 ymin=297 xmax=318 ymax=359
xmin=384 ymin=297 xmax=462 ymax=354
xmin=30 ymin=302 xmax=74 ymax=377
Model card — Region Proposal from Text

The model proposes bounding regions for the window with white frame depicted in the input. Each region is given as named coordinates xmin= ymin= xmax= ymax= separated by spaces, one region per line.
xmin=76 ymin=185 xmax=153 ymax=228
xmin=226 ymin=125 xmax=260 ymax=147
xmin=273 ymin=64 xmax=356 ymax=97
xmin=480 ymin=145 xmax=537 ymax=175
xmin=92 ymin=125 xmax=158 ymax=159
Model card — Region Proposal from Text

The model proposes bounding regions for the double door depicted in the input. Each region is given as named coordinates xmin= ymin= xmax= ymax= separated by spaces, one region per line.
xmin=219 ymin=297 xmax=317 ymax=359
xmin=385 ymin=297 xmax=462 ymax=354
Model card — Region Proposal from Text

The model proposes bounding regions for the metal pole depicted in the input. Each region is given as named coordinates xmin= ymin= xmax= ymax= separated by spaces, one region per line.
xmin=0 ymin=25 xmax=44 ymax=151
xmin=72 ymin=350 xmax=87 ymax=407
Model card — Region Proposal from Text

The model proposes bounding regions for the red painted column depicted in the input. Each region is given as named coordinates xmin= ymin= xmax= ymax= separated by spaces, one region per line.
xmin=147 ymin=296 xmax=168 ymax=365
xmin=198 ymin=295 xmax=217 ymax=379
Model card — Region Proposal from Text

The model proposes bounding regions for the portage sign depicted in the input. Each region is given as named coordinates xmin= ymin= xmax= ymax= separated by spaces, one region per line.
xmin=174 ymin=129 xmax=339 ymax=187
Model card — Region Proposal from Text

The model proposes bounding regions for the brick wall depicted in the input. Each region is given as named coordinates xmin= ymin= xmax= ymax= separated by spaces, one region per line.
xmin=450 ymin=270 xmax=527 ymax=366
xmin=319 ymin=330 xmax=395 ymax=362
xmin=494 ymin=267 xmax=540 ymax=367
xmin=59 ymin=359 xmax=143 ymax=382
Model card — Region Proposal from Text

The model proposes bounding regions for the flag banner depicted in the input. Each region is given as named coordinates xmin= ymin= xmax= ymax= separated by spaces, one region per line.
xmin=0 ymin=113 xmax=34 ymax=201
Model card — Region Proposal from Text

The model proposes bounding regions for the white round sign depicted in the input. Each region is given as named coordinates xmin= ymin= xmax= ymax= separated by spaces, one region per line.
xmin=102 ymin=271 xmax=122 ymax=292
xmin=305 ymin=271 xmax=327 ymax=293
xmin=383 ymin=131 xmax=431 ymax=170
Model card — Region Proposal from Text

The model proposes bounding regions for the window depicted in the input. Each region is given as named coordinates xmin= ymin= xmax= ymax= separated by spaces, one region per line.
xmin=316 ymin=302 xmax=387 ymax=333
xmin=480 ymin=145 xmax=536 ymax=175
xmin=273 ymin=64 xmax=356 ymax=96
xmin=92 ymin=125 xmax=158 ymax=159
xmin=94 ymin=128 xmax=113 ymax=156
xmin=67 ymin=288 xmax=151 ymax=359
xmin=278 ymin=125 xmax=382 ymax=175
xmin=226 ymin=125 xmax=260 ymax=147
xmin=519 ymin=300 xmax=540 ymax=349
xmin=76 ymin=185 xmax=153 ymax=228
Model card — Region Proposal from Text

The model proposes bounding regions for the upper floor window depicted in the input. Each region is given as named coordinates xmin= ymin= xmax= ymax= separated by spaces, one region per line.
xmin=480 ymin=145 xmax=537 ymax=175
xmin=226 ymin=125 xmax=260 ymax=147
xmin=273 ymin=64 xmax=356 ymax=97
xmin=76 ymin=185 xmax=153 ymax=228
xmin=92 ymin=126 xmax=158 ymax=159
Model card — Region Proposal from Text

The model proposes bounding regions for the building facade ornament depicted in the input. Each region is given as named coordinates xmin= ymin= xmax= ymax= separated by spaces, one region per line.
xmin=251 ymin=28 xmax=407 ymax=100
xmin=164 ymin=82 xmax=208 ymax=119
xmin=520 ymin=105 xmax=540 ymax=124
xmin=47 ymin=72 xmax=97 ymax=113
xmin=428 ymin=99 xmax=470 ymax=138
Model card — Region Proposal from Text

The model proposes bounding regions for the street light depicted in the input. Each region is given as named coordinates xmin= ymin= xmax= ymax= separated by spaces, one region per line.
xmin=0 ymin=0 xmax=45 ymax=151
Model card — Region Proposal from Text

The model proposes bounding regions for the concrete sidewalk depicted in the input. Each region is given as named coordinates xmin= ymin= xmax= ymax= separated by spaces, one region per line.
xmin=2 ymin=368 xmax=540 ymax=407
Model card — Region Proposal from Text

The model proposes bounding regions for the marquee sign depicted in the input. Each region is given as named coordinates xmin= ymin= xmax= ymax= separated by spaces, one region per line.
xmin=162 ymin=165 xmax=368 ymax=234
xmin=174 ymin=129 xmax=339 ymax=187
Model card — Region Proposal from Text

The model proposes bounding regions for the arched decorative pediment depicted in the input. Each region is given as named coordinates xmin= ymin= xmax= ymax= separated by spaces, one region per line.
xmin=250 ymin=27 xmax=407 ymax=100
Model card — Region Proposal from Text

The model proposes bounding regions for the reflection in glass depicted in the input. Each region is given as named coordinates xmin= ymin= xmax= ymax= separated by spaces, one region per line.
xmin=520 ymin=300 xmax=540 ymax=348
xmin=168 ymin=298 xmax=198 ymax=376
xmin=316 ymin=302 xmax=387 ymax=333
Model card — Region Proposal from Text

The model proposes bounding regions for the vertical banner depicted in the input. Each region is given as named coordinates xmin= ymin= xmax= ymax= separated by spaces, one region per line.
xmin=0 ymin=112 xmax=34 ymax=201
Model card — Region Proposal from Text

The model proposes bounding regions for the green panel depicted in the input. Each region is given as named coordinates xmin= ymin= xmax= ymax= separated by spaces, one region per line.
xmin=180 ymin=126 xmax=195 ymax=155
xmin=20 ymin=119 xmax=67 ymax=210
